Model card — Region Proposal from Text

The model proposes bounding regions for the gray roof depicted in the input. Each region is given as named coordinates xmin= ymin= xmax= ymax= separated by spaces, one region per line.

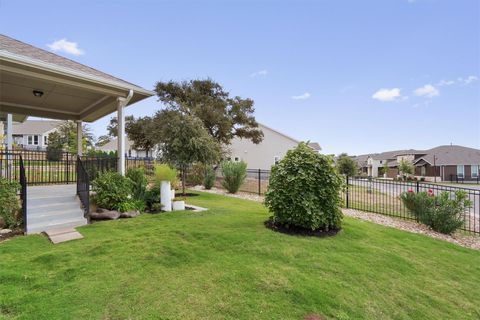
xmin=98 ymin=137 xmax=135 ymax=151
xmin=0 ymin=34 xmax=145 ymax=91
xmin=13 ymin=120 xmax=61 ymax=135
xmin=308 ymin=142 xmax=321 ymax=151
xmin=414 ymin=145 xmax=480 ymax=166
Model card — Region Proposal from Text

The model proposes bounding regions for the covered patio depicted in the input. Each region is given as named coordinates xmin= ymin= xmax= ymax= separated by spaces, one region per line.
xmin=0 ymin=34 xmax=154 ymax=234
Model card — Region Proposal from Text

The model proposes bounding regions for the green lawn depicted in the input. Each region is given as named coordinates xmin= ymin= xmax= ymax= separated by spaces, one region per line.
xmin=1 ymin=192 xmax=479 ymax=320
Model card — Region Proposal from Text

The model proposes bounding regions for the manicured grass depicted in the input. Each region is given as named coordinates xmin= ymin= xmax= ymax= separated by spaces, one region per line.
xmin=1 ymin=192 xmax=480 ymax=319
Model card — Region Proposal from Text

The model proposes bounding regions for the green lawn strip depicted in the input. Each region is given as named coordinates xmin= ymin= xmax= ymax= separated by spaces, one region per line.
xmin=0 ymin=191 xmax=479 ymax=319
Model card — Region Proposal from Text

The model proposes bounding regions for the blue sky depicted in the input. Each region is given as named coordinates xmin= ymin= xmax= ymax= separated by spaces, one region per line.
xmin=2 ymin=0 xmax=479 ymax=155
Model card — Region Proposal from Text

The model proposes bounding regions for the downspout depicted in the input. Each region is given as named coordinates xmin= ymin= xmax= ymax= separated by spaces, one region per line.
xmin=124 ymin=89 xmax=134 ymax=105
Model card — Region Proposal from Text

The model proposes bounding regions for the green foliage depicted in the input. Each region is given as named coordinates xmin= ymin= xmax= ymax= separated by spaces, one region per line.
xmin=398 ymin=159 xmax=414 ymax=176
xmin=117 ymin=200 xmax=145 ymax=213
xmin=186 ymin=163 xmax=206 ymax=186
xmin=150 ymin=111 xmax=221 ymax=194
xmin=336 ymin=153 xmax=357 ymax=176
xmin=85 ymin=149 xmax=117 ymax=158
xmin=126 ymin=167 xmax=148 ymax=201
xmin=154 ymin=164 xmax=177 ymax=183
xmin=0 ymin=178 xmax=21 ymax=228
xmin=401 ymin=189 xmax=471 ymax=234
xmin=145 ymin=182 xmax=161 ymax=212
xmin=204 ymin=166 xmax=216 ymax=190
xmin=155 ymin=79 xmax=264 ymax=145
xmin=265 ymin=142 xmax=344 ymax=231
xmin=56 ymin=120 xmax=94 ymax=153
xmin=92 ymin=172 xmax=132 ymax=210
xmin=221 ymin=161 xmax=247 ymax=193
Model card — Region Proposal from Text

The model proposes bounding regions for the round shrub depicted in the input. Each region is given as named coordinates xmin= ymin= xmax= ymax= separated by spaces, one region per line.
xmin=265 ymin=142 xmax=344 ymax=231
xmin=204 ymin=166 xmax=216 ymax=190
xmin=92 ymin=172 xmax=132 ymax=211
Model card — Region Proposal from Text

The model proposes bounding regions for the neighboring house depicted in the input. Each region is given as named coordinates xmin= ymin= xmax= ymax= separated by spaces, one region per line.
xmin=227 ymin=123 xmax=321 ymax=170
xmin=11 ymin=120 xmax=61 ymax=150
xmin=355 ymin=145 xmax=480 ymax=181
xmin=97 ymin=138 xmax=154 ymax=158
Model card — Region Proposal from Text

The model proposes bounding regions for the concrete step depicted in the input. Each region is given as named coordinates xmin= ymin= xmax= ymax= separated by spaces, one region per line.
xmin=45 ymin=228 xmax=84 ymax=244
xmin=28 ymin=209 xmax=85 ymax=225
xmin=27 ymin=196 xmax=80 ymax=208
xmin=27 ymin=217 xmax=87 ymax=234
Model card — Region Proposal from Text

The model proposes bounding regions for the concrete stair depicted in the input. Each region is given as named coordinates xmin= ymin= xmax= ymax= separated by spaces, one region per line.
xmin=26 ymin=185 xmax=87 ymax=235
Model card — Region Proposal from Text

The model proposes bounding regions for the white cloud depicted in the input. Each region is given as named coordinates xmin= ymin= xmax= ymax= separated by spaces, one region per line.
xmin=47 ymin=39 xmax=85 ymax=56
xmin=414 ymin=84 xmax=439 ymax=97
xmin=291 ymin=92 xmax=311 ymax=100
xmin=459 ymin=75 xmax=478 ymax=85
xmin=372 ymin=88 xmax=402 ymax=102
xmin=437 ymin=79 xmax=455 ymax=86
xmin=250 ymin=70 xmax=268 ymax=77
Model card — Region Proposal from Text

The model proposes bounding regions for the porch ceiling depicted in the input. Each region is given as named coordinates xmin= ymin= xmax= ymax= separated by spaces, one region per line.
xmin=0 ymin=39 xmax=154 ymax=122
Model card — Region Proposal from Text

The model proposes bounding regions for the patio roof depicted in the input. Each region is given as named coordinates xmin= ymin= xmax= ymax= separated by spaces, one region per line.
xmin=0 ymin=34 xmax=154 ymax=122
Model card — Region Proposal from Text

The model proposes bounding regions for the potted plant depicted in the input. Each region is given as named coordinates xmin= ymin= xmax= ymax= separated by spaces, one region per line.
xmin=154 ymin=164 xmax=177 ymax=212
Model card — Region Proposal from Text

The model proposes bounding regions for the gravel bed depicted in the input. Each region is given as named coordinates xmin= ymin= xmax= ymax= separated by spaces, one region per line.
xmin=191 ymin=186 xmax=480 ymax=250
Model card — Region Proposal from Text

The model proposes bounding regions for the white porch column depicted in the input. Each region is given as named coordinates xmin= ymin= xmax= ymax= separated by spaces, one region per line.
xmin=117 ymin=99 xmax=126 ymax=175
xmin=6 ymin=113 xmax=13 ymax=150
xmin=76 ymin=120 xmax=83 ymax=156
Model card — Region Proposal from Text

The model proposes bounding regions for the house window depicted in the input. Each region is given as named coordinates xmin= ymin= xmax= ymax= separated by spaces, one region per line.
xmin=457 ymin=165 xmax=464 ymax=178
xmin=43 ymin=135 xmax=48 ymax=145
xmin=421 ymin=166 xmax=426 ymax=176
xmin=472 ymin=165 xmax=479 ymax=178
xmin=274 ymin=156 xmax=280 ymax=165
xmin=27 ymin=135 xmax=39 ymax=145
xmin=234 ymin=157 xmax=240 ymax=162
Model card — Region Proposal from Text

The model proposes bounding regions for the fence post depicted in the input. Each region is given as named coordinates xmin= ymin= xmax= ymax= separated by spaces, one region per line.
xmin=66 ymin=152 xmax=69 ymax=184
xmin=346 ymin=175 xmax=349 ymax=208
xmin=416 ymin=180 xmax=420 ymax=193
xmin=258 ymin=169 xmax=261 ymax=195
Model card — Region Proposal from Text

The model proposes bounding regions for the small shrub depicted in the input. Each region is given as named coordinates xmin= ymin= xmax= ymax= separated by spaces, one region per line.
xmin=92 ymin=172 xmax=132 ymax=210
xmin=0 ymin=178 xmax=21 ymax=228
xmin=265 ymin=142 xmax=344 ymax=231
xmin=400 ymin=189 xmax=471 ymax=234
xmin=126 ymin=167 xmax=148 ymax=201
xmin=186 ymin=163 xmax=205 ymax=186
xmin=145 ymin=182 xmax=161 ymax=212
xmin=221 ymin=161 xmax=247 ymax=193
xmin=204 ymin=167 xmax=216 ymax=190
xmin=117 ymin=200 xmax=145 ymax=213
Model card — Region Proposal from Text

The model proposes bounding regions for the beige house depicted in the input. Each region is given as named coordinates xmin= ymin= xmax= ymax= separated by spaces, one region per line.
xmin=97 ymin=137 xmax=155 ymax=158
xmin=227 ymin=123 xmax=321 ymax=170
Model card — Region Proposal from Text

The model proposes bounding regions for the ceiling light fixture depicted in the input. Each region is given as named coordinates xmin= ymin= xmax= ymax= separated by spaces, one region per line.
xmin=33 ymin=90 xmax=44 ymax=97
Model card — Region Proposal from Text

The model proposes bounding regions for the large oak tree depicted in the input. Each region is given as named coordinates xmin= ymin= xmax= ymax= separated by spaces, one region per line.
xmin=155 ymin=79 xmax=264 ymax=145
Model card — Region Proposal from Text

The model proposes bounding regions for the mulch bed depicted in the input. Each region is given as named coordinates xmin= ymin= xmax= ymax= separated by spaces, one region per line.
xmin=264 ymin=219 xmax=341 ymax=238
xmin=174 ymin=192 xmax=200 ymax=197
xmin=0 ymin=230 xmax=24 ymax=243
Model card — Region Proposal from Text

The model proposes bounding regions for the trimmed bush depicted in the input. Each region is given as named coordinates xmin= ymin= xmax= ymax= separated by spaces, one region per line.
xmin=0 ymin=178 xmax=21 ymax=228
xmin=401 ymin=189 xmax=471 ymax=234
xmin=265 ymin=142 xmax=344 ymax=231
xmin=154 ymin=164 xmax=177 ymax=183
xmin=145 ymin=182 xmax=161 ymax=212
xmin=221 ymin=161 xmax=247 ymax=193
xmin=92 ymin=172 xmax=132 ymax=211
xmin=204 ymin=167 xmax=216 ymax=190
xmin=126 ymin=167 xmax=148 ymax=201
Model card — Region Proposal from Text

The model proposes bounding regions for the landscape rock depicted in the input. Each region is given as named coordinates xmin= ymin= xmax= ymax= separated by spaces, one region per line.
xmin=89 ymin=210 xmax=120 ymax=220
xmin=119 ymin=210 xmax=140 ymax=218
xmin=0 ymin=229 xmax=12 ymax=235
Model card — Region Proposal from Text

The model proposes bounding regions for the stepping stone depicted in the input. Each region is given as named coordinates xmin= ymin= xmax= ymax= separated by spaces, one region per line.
xmin=45 ymin=228 xmax=84 ymax=244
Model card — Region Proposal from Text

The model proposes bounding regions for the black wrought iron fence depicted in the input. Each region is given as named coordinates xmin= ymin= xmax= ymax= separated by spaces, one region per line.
xmin=345 ymin=177 xmax=480 ymax=235
xmin=19 ymin=155 xmax=27 ymax=231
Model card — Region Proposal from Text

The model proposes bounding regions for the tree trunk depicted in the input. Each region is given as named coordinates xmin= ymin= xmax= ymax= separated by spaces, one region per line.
xmin=182 ymin=167 xmax=186 ymax=196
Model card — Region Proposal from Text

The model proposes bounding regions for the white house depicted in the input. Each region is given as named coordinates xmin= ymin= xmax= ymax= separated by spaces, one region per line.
xmin=8 ymin=120 xmax=61 ymax=150
xmin=227 ymin=123 xmax=321 ymax=170
xmin=97 ymin=138 xmax=154 ymax=158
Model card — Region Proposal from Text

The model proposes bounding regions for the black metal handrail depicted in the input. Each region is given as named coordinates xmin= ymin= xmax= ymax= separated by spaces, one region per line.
xmin=76 ymin=156 xmax=90 ymax=217
xmin=19 ymin=155 xmax=27 ymax=233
